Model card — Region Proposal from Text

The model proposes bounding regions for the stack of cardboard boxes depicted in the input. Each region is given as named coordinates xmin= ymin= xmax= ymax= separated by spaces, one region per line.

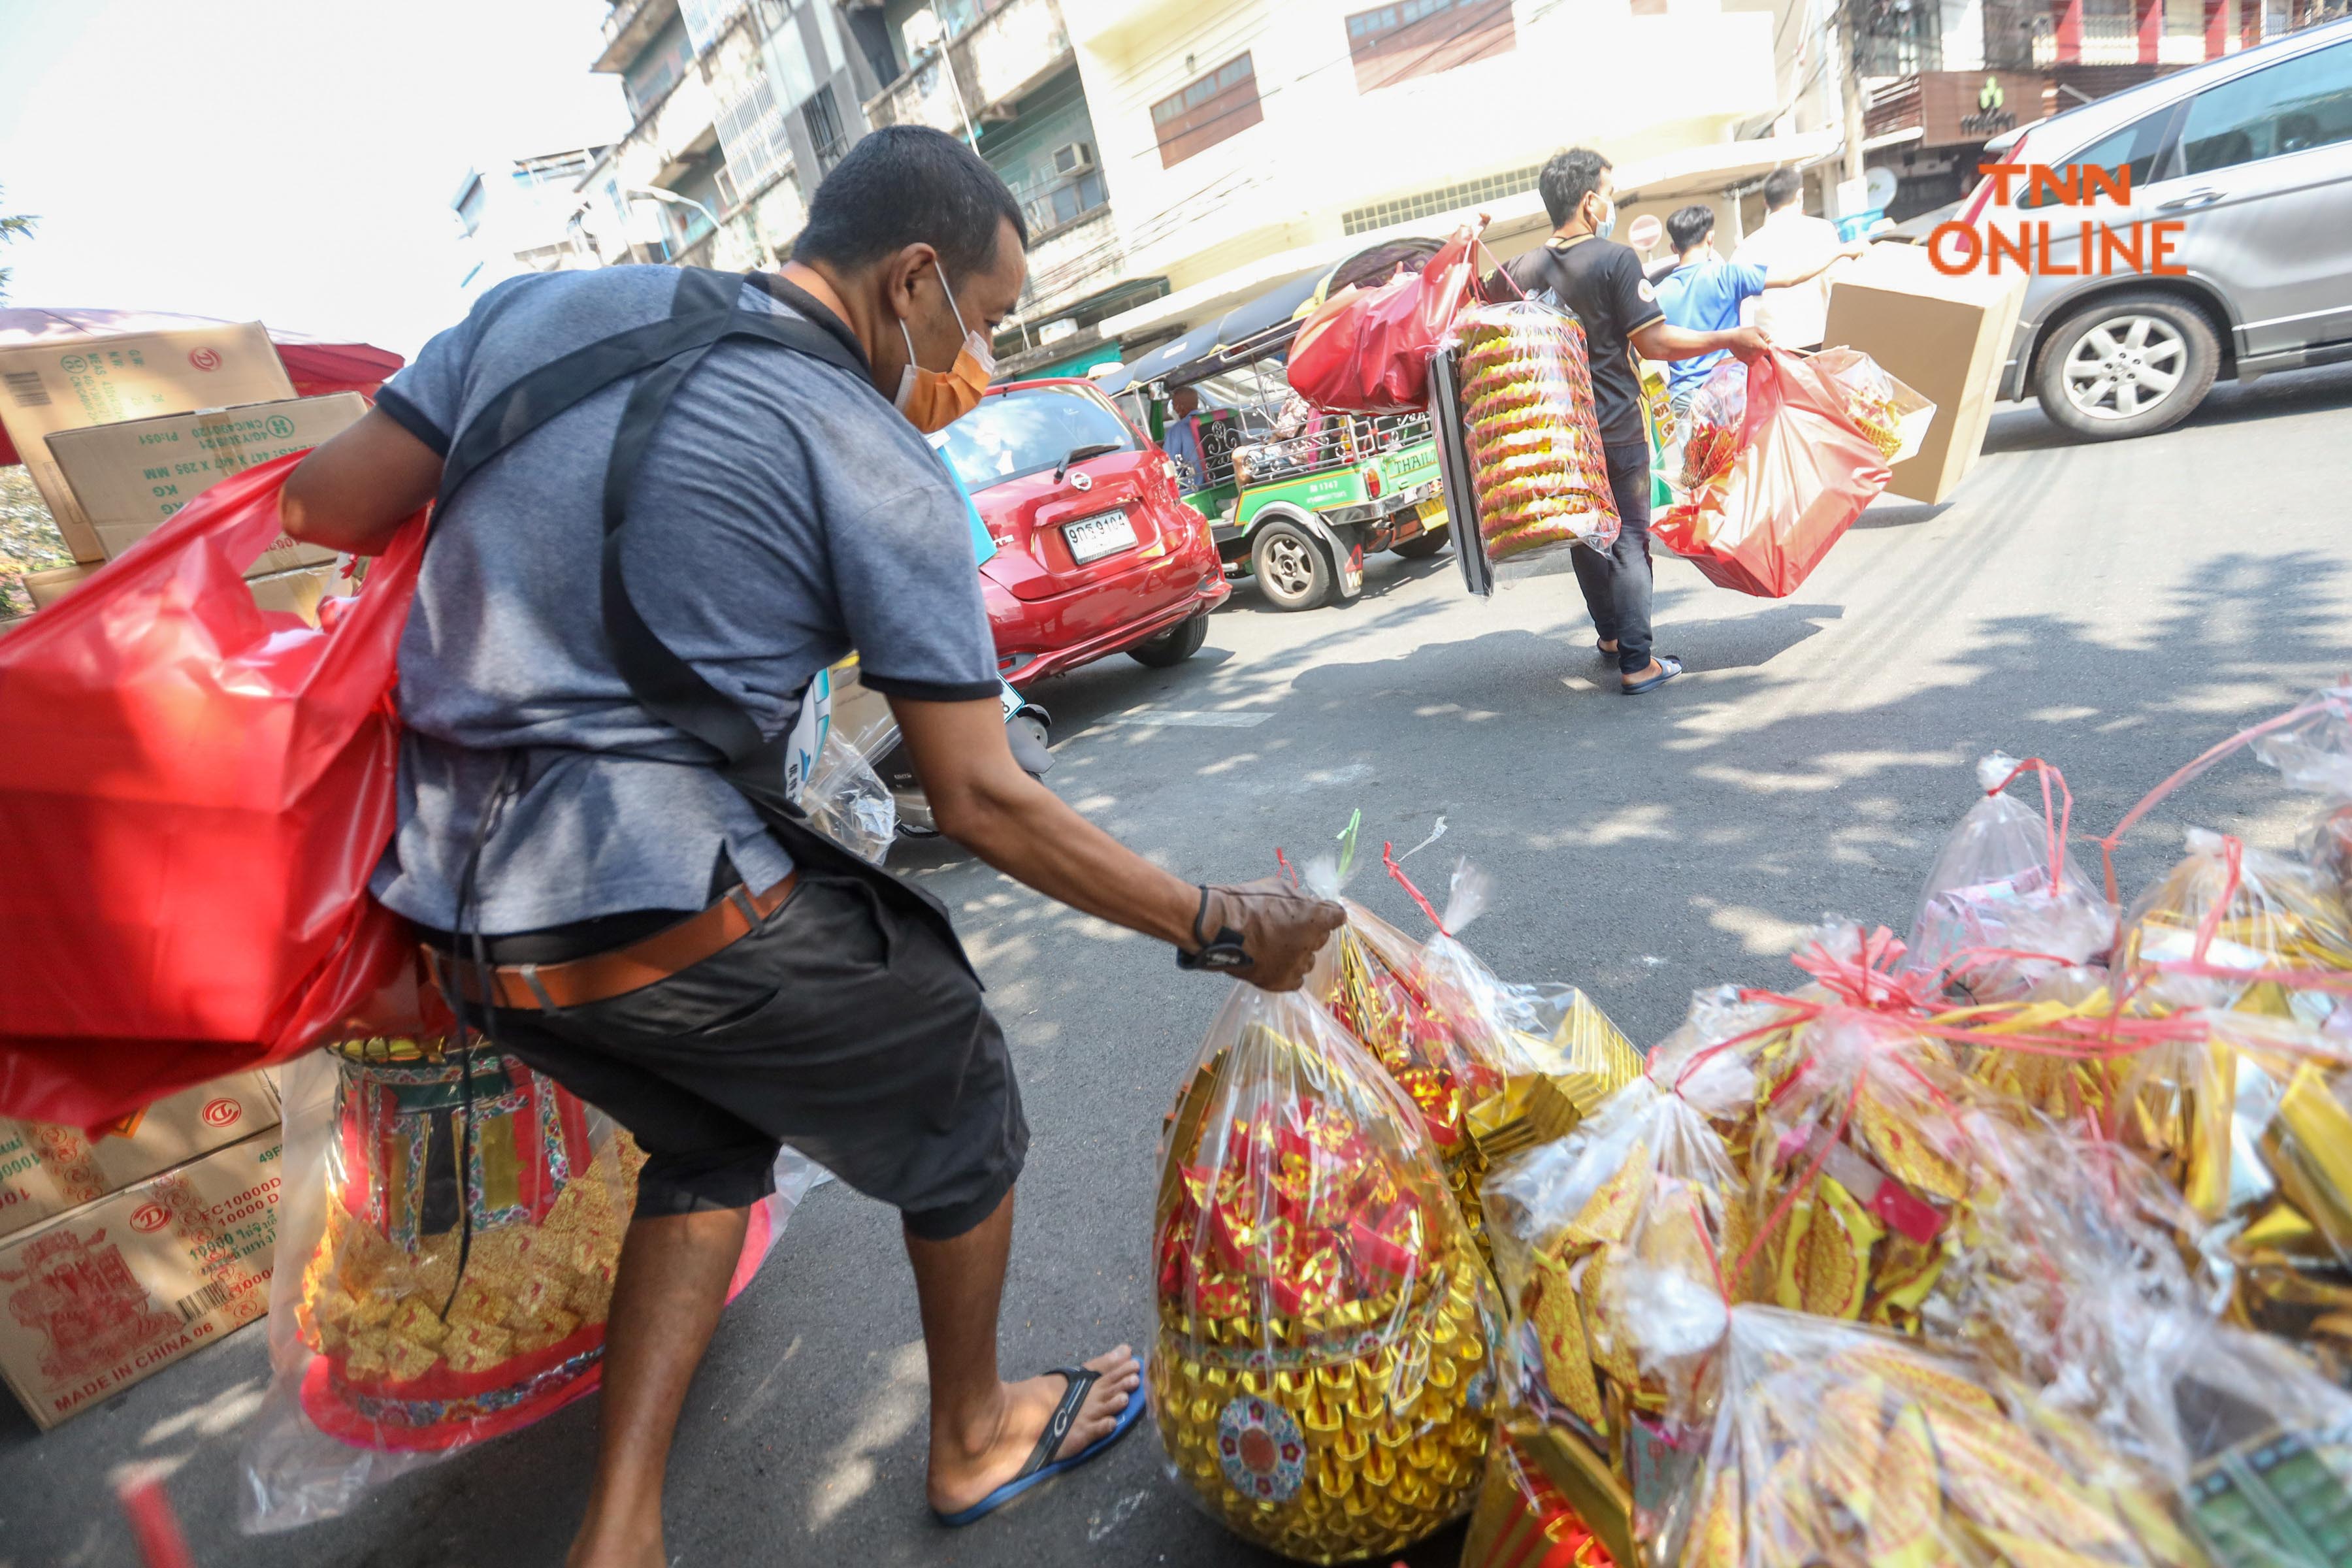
xmin=0 ymin=321 xmax=367 ymax=623
xmin=0 ymin=1074 xmax=283 ymax=1429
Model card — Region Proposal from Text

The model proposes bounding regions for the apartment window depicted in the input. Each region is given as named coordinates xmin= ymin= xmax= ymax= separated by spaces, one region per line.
xmin=1023 ymin=168 xmax=1109 ymax=238
xmin=717 ymin=73 xmax=796 ymax=203
xmin=679 ymin=0 xmax=747 ymax=54
xmin=1344 ymin=0 xmax=1516 ymax=93
xmin=804 ymin=83 xmax=849 ymax=175
xmin=455 ymin=176 xmax=487 ymax=238
xmin=624 ymin=18 xmax=694 ymax=119
xmin=1150 ymin=52 xmax=1262 ymax=168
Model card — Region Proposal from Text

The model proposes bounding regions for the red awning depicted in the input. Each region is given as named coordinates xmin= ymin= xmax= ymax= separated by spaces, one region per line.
xmin=0 ymin=307 xmax=405 ymax=468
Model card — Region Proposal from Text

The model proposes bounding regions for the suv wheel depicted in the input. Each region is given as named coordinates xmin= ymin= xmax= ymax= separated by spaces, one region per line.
xmin=1249 ymin=521 xmax=1333 ymax=612
xmin=2034 ymin=291 xmax=2219 ymax=440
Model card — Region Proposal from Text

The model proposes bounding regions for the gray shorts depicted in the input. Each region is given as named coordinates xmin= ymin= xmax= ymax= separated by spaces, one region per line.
xmin=480 ymin=874 xmax=1028 ymax=1240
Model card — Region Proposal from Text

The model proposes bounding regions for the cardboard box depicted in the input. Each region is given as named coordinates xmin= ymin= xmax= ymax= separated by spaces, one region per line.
xmin=0 ymin=1070 xmax=280 ymax=1242
xmin=0 ymin=1130 xmax=280 ymax=1429
xmin=48 ymin=393 xmax=361 ymax=578
xmin=1822 ymin=245 xmax=2027 ymax=504
xmin=0 ymin=322 xmax=294 ymax=562
xmin=20 ymin=561 xmax=100 ymax=611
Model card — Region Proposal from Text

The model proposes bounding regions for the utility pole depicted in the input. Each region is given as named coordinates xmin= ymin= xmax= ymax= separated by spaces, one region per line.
xmin=1836 ymin=0 xmax=1869 ymax=187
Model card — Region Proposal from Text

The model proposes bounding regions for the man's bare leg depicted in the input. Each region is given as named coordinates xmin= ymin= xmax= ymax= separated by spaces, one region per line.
xmin=909 ymin=1188 xmax=1142 ymax=1515
xmin=568 ymin=1205 xmax=750 ymax=1568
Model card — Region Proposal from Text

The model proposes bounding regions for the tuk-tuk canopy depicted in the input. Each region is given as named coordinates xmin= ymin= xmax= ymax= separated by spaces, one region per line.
xmin=1094 ymin=236 xmax=1444 ymax=399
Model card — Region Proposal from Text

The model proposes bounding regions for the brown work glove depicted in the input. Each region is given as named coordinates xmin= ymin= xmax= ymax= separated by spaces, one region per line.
xmin=1177 ymin=877 xmax=1346 ymax=992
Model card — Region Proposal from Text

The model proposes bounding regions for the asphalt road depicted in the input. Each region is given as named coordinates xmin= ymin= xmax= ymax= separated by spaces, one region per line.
xmin=7 ymin=363 xmax=2352 ymax=1568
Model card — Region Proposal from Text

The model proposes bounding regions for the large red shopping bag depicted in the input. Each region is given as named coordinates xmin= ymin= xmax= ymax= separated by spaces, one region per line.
xmin=0 ymin=451 xmax=423 ymax=1126
xmin=1287 ymin=223 xmax=1487 ymax=415
xmin=1654 ymin=348 xmax=1895 ymax=598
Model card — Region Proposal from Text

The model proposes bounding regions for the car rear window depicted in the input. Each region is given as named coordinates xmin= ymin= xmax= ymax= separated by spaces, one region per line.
xmin=936 ymin=384 xmax=1137 ymax=491
xmin=2025 ymin=107 xmax=2176 ymax=206
xmin=2179 ymin=37 xmax=2352 ymax=175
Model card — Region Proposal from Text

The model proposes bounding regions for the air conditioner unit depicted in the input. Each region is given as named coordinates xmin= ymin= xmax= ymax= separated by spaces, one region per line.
xmin=1050 ymin=140 xmax=1094 ymax=178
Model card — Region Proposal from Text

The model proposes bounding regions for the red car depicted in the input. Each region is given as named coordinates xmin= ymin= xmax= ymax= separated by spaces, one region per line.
xmin=936 ymin=376 xmax=1229 ymax=685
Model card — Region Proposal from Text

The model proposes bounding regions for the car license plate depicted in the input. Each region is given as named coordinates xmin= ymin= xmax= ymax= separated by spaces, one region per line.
xmin=1063 ymin=509 xmax=1137 ymax=565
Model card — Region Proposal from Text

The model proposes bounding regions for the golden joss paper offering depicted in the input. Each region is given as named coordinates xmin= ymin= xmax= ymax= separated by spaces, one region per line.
xmin=1151 ymin=983 xmax=1502 ymax=1564
xmin=2106 ymin=1011 xmax=2352 ymax=1364
xmin=1659 ymin=1306 xmax=2198 ymax=1568
xmin=2117 ymin=829 xmax=2352 ymax=1026
xmin=1452 ymin=301 xmax=1620 ymax=563
xmin=1674 ymin=363 xmax=1745 ymax=500
xmin=292 ymin=1038 xmax=636 ymax=1450
xmin=1485 ymin=1078 xmax=1750 ymax=1554
xmin=1811 ymin=347 xmax=1935 ymax=465
xmin=1460 ymin=1429 xmax=1621 ymax=1568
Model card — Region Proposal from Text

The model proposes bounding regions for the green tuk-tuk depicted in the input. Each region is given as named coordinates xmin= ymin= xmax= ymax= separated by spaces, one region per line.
xmin=1117 ymin=319 xmax=1450 ymax=612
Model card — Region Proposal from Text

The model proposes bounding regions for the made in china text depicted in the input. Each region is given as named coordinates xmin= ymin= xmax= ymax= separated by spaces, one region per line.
xmin=1929 ymin=165 xmax=2187 ymax=278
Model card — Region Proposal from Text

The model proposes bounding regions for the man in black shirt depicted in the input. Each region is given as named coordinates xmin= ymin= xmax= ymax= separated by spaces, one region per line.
xmin=1498 ymin=148 xmax=1768 ymax=694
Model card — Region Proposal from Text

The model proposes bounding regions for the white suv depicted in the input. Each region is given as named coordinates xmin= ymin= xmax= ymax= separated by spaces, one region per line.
xmin=1970 ymin=18 xmax=2352 ymax=438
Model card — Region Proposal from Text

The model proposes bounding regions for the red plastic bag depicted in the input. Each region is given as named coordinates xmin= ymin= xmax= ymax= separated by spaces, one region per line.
xmin=1286 ymin=224 xmax=1486 ymax=414
xmin=0 ymin=451 xmax=423 ymax=1126
xmin=1653 ymin=348 xmax=1894 ymax=598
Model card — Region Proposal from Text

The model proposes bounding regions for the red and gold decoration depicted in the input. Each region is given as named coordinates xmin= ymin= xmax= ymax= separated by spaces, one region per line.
xmin=1152 ymin=985 xmax=1501 ymax=1563
xmin=293 ymin=1037 xmax=637 ymax=1451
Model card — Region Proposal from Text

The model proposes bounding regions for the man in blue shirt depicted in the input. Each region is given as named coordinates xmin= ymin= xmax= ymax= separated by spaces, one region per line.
xmin=1158 ymin=385 xmax=1208 ymax=489
xmin=281 ymin=127 xmax=1341 ymax=1561
xmin=1655 ymin=203 xmax=1863 ymax=405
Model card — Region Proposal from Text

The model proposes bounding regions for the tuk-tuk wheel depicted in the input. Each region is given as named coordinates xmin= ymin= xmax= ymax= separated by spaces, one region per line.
xmin=1391 ymin=530 xmax=1449 ymax=561
xmin=1249 ymin=522 xmax=1332 ymax=612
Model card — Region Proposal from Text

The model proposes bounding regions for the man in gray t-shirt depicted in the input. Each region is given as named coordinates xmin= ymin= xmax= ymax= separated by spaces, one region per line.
xmin=283 ymin=127 xmax=1341 ymax=1555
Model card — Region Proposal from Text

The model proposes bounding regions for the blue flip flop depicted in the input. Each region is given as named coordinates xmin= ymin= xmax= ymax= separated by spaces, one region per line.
xmin=1622 ymin=654 xmax=1684 ymax=695
xmin=932 ymin=1363 xmax=1148 ymax=1528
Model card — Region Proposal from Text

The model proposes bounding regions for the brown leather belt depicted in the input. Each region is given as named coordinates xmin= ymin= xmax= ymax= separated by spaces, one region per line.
xmin=421 ymin=872 xmax=798 ymax=1012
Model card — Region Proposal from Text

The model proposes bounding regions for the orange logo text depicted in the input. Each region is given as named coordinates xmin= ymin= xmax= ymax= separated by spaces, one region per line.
xmin=1929 ymin=164 xmax=2187 ymax=278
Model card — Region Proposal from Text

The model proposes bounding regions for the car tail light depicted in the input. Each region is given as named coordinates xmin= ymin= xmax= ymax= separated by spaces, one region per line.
xmin=1363 ymin=466 xmax=1382 ymax=499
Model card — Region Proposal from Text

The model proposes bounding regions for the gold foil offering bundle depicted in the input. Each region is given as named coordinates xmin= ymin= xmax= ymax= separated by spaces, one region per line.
xmin=2107 ymin=1011 xmax=2352 ymax=1366
xmin=1151 ymin=983 xmax=1502 ymax=1565
xmin=1674 ymin=362 xmax=1746 ymax=502
xmin=293 ymin=1037 xmax=637 ymax=1450
xmin=1659 ymin=1306 xmax=2199 ymax=1568
xmin=1485 ymin=1077 xmax=1751 ymax=1552
xmin=1453 ymin=301 xmax=1620 ymax=563
xmin=1810 ymin=347 xmax=1934 ymax=465
xmin=2117 ymin=828 xmax=2352 ymax=1025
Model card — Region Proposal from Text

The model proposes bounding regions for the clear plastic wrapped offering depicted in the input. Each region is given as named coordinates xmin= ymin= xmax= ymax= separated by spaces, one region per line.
xmin=240 ymin=1041 xmax=819 ymax=1531
xmin=1484 ymin=1078 xmax=1748 ymax=1548
xmin=1906 ymin=753 xmax=2117 ymax=1004
xmin=797 ymin=728 xmax=896 ymax=865
xmin=1452 ymin=300 xmax=1620 ymax=564
xmin=2107 ymin=1009 xmax=2352 ymax=1365
xmin=2255 ymin=683 xmax=2352 ymax=909
xmin=1811 ymin=346 xmax=1936 ymax=465
xmin=2117 ymin=828 xmax=2352 ymax=1026
xmin=1151 ymin=982 xmax=1503 ymax=1565
xmin=1659 ymin=1306 xmax=2202 ymax=1568
xmin=1384 ymin=855 xmax=1644 ymax=1172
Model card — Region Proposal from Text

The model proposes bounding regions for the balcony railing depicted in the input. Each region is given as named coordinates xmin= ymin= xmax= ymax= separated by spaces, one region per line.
xmin=865 ymin=0 xmax=1071 ymax=137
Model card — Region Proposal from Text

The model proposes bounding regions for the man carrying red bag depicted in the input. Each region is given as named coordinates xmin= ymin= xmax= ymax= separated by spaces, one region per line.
xmin=279 ymin=126 xmax=1342 ymax=1564
xmin=1493 ymin=148 xmax=1771 ymax=695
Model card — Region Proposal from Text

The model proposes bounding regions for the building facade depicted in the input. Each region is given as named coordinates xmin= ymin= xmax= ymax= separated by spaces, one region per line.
xmin=450 ymin=145 xmax=613 ymax=301
xmin=574 ymin=0 xmax=889 ymax=273
xmin=1842 ymin=0 xmax=2346 ymax=219
xmin=1070 ymin=0 xmax=1788 ymax=353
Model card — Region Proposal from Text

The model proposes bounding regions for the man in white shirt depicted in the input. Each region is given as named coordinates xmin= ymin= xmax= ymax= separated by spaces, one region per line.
xmin=1733 ymin=167 xmax=1847 ymax=351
